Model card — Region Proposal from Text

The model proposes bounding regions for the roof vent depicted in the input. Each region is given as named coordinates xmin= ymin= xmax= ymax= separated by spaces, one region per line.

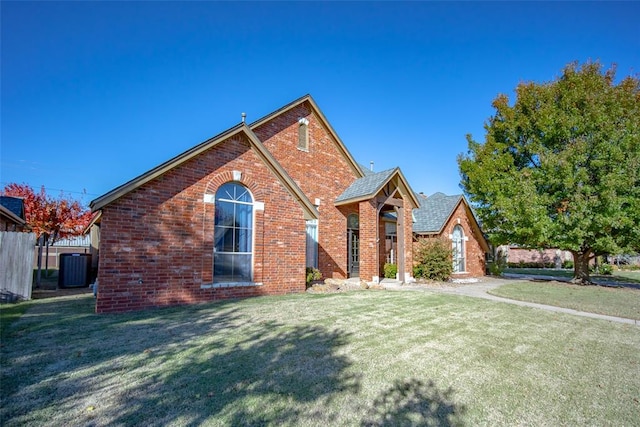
xmin=241 ymin=112 xmax=246 ymax=123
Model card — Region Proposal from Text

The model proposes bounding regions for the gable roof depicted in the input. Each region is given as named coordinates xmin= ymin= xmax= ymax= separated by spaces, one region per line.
xmin=412 ymin=192 xmax=490 ymax=252
xmin=335 ymin=167 xmax=420 ymax=208
xmin=412 ymin=192 xmax=464 ymax=234
xmin=249 ymin=94 xmax=365 ymax=179
xmin=90 ymin=124 xmax=319 ymax=220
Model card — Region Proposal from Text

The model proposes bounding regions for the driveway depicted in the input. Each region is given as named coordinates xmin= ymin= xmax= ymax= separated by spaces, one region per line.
xmin=381 ymin=276 xmax=640 ymax=326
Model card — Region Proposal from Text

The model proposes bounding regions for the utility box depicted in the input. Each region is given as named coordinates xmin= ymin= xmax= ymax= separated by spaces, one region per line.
xmin=58 ymin=253 xmax=92 ymax=288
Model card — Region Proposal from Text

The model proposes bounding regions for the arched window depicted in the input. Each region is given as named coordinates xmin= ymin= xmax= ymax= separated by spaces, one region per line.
xmin=214 ymin=182 xmax=253 ymax=282
xmin=452 ymin=225 xmax=465 ymax=273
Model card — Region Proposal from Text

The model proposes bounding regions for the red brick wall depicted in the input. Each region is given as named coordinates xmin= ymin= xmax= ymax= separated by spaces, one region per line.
xmin=440 ymin=202 xmax=486 ymax=277
xmin=502 ymin=247 xmax=573 ymax=266
xmin=414 ymin=201 xmax=487 ymax=278
xmin=358 ymin=199 xmax=378 ymax=281
xmin=0 ymin=217 xmax=24 ymax=232
xmin=96 ymin=134 xmax=307 ymax=313
xmin=253 ymin=102 xmax=361 ymax=280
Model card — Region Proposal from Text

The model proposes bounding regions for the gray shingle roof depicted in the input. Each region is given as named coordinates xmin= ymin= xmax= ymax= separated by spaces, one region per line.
xmin=0 ymin=196 xmax=25 ymax=219
xmin=335 ymin=168 xmax=397 ymax=203
xmin=358 ymin=163 xmax=375 ymax=176
xmin=412 ymin=192 xmax=463 ymax=234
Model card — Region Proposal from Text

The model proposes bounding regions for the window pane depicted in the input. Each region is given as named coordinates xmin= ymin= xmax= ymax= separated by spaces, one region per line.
xmin=236 ymin=204 xmax=253 ymax=228
xmin=216 ymin=183 xmax=236 ymax=201
xmin=236 ymin=187 xmax=252 ymax=203
xmin=236 ymin=228 xmax=252 ymax=252
xmin=215 ymin=227 xmax=235 ymax=252
xmin=233 ymin=254 xmax=252 ymax=281
xmin=215 ymin=201 xmax=235 ymax=227
xmin=214 ymin=253 xmax=233 ymax=278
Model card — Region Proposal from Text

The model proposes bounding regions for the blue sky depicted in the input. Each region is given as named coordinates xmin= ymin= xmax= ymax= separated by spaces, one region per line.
xmin=2 ymin=1 xmax=639 ymax=206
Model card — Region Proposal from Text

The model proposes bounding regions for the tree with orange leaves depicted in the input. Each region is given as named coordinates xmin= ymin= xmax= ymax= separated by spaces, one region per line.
xmin=2 ymin=183 xmax=92 ymax=286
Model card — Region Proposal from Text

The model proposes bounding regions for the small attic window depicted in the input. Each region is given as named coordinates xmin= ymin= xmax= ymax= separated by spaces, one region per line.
xmin=298 ymin=118 xmax=309 ymax=151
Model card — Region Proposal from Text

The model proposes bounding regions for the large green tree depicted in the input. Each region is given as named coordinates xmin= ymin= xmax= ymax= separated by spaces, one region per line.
xmin=458 ymin=62 xmax=640 ymax=284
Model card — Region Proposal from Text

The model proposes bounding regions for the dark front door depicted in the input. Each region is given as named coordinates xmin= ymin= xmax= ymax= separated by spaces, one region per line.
xmin=347 ymin=229 xmax=360 ymax=277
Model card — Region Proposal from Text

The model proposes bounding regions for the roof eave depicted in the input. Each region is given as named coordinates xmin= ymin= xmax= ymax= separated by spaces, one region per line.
xmin=90 ymin=123 xmax=318 ymax=221
xmin=90 ymin=123 xmax=246 ymax=211
xmin=0 ymin=204 xmax=26 ymax=226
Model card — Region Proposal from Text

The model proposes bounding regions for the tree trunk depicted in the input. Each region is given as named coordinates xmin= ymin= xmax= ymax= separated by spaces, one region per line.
xmin=571 ymin=250 xmax=592 ymax=285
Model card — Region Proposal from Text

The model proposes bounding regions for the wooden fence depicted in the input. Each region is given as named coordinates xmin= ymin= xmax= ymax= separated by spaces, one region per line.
xmin=0 ymin=231 xmax=36 ymax=301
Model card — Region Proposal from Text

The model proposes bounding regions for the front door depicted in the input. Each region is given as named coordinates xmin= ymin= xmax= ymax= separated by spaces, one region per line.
xmin=348 ymin=229 xmax=359 ymax=277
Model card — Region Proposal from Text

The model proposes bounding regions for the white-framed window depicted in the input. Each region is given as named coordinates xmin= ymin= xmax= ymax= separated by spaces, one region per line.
xmin=452 ymin=225 xmax=465 ymax=273
xmin=214 ymin=182 xmax=253 ymax=282
xmin=306 ymin=219 xmax=318 ymax=269
xmin=298 ymin=118 xmax=309 ymax=151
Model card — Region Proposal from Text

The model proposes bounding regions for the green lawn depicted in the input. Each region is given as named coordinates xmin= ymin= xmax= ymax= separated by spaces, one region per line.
xmin=615 ymin=270 xmax=640 ymax=282
xmin=1 ymin=291 xmax=639 ymax=426
xmin=489 ymin=281 xmax=640 ymax=320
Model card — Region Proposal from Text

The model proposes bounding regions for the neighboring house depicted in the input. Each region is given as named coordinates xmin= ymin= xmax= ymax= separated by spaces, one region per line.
xmin=0 ymin=196 xmax=27 ymax=232
xmin=413 ymin=192 xmax=490 ymax=277
xmin=90 ymin=95 xmax=421 ymax=313
xmin=497 ymin=245 xmax=573 ymax=268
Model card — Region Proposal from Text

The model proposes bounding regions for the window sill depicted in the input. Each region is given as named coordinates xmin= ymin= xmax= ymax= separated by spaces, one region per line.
xmin=201 ymin=282 xmax=263 ymax=289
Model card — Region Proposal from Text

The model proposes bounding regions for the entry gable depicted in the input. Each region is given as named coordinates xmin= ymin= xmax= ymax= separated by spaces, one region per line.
xmin=335 ymin=167 xmax=420 ymax=209
xmin=90 ymin=124 xmax=318 ymax=220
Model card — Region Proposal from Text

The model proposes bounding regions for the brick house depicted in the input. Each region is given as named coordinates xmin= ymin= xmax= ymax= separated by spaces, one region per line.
xmin=413 ymin=192 xmax=489 ymax=277
xmin=90 ymin=95 xmax=487 ymax=313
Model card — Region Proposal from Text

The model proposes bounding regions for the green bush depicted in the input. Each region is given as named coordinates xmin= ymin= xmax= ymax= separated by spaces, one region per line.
xmin=488 ymin=249 xmax=508 ymax=276
xmin=305 ymin=267 xmax=322 ymax=287
xmin=598 ymin=264 xmax=613 ymax=275
xmin=562 ymin=260 xmax=574 ymax=269
xmin=413 ymin=238 xmax=453 ymax=281
xmin=383 ymin=263 xmax=397 ymax=279
xmin=488 ymin=262 xmax=502 ymax=276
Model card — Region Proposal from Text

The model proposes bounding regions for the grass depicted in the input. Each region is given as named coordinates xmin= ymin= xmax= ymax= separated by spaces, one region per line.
xmin=1 ymin=291 xmax=640 ymax=426
xmin=0 ymin=301 xmax=33 ymax=339
xmin=489 ymin=281 xmax=640 ymax=320
xmin=615 ymin=270 xmax=640 ymax=282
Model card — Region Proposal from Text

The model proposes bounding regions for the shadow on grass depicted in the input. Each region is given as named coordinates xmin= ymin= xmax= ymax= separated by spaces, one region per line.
xmin=362 ymin=378 xmax=466 ymax=427
xmin=2 ymin=295 xmax=468 ymax=426
xmin=503 ymin=268 xmax=640 ymax=290
xmin=1 ymin=295 xmax=362 ymax=425
xmin=109 ymin=323 xmax=362 ymax=425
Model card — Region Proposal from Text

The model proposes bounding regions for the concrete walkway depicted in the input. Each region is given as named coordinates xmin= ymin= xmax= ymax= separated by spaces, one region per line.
xmin=380 ymin=277 xmax=640 ymax=327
